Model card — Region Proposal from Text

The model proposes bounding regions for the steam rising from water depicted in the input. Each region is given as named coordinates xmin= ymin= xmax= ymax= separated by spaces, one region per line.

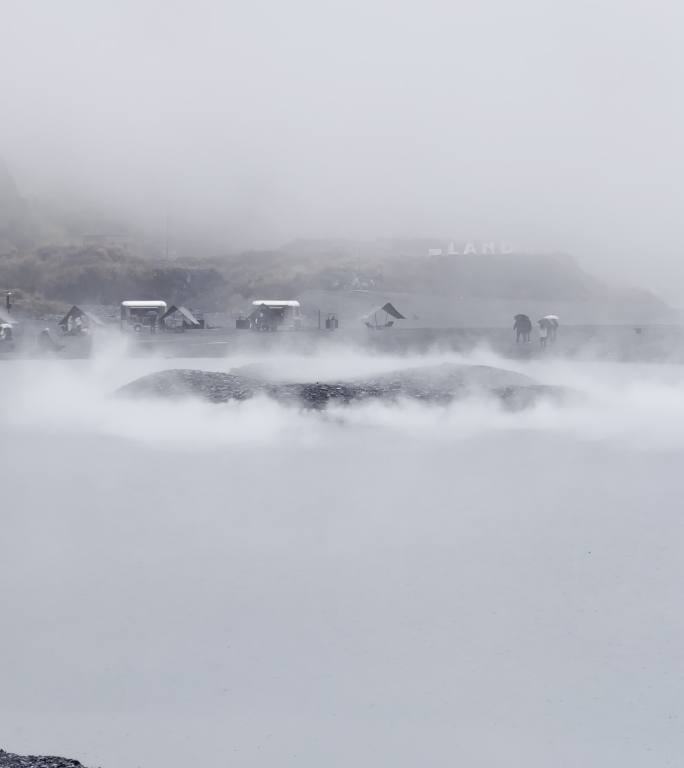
xmin=1 ymin=348 xmax=684 ymax=767
xmin=4 ymin=346 xmax=684 ymax=448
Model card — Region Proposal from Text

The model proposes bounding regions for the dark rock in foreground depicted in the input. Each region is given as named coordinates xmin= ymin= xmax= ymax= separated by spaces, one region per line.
xmin=0 ymin=750 xmax=84 ymax=768
xmin=118 ymin=362 xmax=567 ymax=410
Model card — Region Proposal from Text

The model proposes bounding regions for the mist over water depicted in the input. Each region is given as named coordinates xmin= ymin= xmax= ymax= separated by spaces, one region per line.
xmin=3 ymin=1 xmax=684 ymax=763
xmin=1 ymin=348 xmax=684 ymax=767
xmin=5 ymin=345 xmax=684 ymax=448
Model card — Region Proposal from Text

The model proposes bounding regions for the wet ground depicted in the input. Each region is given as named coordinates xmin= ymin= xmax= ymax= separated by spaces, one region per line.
xmin=4 ymin=323 xmax=684 ymax=362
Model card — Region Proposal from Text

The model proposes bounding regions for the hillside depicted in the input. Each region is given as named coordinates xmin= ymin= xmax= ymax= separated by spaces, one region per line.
xmin=0 ymin=163 xmax=673 ymax=322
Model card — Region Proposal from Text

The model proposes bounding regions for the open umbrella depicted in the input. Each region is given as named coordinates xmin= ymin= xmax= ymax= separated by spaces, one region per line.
xmin=538 ymin=315 xmax=559 ymax=329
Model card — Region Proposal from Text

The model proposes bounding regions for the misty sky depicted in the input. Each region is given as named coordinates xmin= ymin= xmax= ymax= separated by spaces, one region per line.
xmin=1 ymin=1 xmax=683 ymax=298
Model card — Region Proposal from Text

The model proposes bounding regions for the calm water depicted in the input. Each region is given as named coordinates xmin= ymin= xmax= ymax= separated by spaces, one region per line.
xmin=1 ymin=351 xmax=683 ymax=767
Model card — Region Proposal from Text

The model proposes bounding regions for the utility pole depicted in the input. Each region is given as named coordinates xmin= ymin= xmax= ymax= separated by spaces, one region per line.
xmin=165 ymin=209 xmax=170 ymax=260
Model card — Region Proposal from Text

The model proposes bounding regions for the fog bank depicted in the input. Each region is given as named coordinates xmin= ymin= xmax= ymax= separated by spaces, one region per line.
xmin=1 ymin=1 xmax=684 ymax=298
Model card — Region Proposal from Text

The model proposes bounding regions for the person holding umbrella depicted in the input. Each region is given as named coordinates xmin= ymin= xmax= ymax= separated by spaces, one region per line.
xmin=538 ymin=315 xmax=559 ymax=347
xmin=513 ymin=314 xmax=532 ymax=343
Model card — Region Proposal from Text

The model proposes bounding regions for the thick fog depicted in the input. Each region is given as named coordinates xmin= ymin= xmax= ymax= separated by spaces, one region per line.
xmin=2 ymin=3 xmax=684 ymax=764
xmin=2 ymin=348 xmax=684 ymax=766
xmin=1 ymin=1 xmax=684 ymax=296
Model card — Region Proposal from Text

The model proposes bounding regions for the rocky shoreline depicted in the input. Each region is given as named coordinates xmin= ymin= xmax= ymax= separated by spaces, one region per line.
xmin=0 ymin=750 xmax=85 ymax=768
xmin=118 ymin=362 xmax=567 ymax=410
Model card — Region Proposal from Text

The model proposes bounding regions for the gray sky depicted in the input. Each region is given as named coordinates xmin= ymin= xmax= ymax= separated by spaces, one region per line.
xmin=1 ymin=0 xmax=683 ymax=298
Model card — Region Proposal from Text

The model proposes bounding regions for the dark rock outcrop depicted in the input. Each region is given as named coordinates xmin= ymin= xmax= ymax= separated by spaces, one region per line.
xmin=118 ymin=362 xmax=567 ymax=410
xmin=0 ymin=750 xmax=84 ymax=768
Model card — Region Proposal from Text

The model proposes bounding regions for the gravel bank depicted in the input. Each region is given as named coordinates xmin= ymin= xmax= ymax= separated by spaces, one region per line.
xmin=118 ymin=362 xmax=567 ymax=409
xmin=0 ymin=751 xmax=85 ymax=768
